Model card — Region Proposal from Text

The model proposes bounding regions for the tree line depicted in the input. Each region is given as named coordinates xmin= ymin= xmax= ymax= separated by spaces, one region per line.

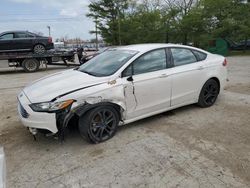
xmin=87 ymin=0 xmax=250 ymax=48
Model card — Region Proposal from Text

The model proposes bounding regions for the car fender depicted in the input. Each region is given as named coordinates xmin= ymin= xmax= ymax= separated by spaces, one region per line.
xmin=200 ymin=73 xmax=221 ymax=94
xmin=58 ymin=83 xmax=127 ymax=132
xmin=33 ymin=42 xmax=46 ymax=48
xmin=59 ymin=81 xmax=127 ymax=116
xmin=72 ymin=85 xmax=127 ymax=120
xmin=72 ymin=101 xmax=124 ymax=119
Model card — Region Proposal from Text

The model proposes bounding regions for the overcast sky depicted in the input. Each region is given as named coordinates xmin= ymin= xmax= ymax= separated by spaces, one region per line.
xmin=0 ymin=0 xmax=95 ymax=40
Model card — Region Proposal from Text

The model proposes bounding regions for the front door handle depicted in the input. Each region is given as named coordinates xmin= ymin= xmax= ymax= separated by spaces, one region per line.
xmin=197 ymin=66 xmax=204 ymax=70
xmin=159 ymin=74 xmax=169 ymax=78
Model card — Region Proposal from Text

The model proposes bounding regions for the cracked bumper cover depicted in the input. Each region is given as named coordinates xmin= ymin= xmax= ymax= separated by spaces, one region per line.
xmin=17 ymin=92 xmax=58 ymax=133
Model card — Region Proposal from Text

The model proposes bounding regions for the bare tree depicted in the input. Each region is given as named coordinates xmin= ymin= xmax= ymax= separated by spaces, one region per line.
xmin=32 ymin=31 xmax=44 ymax=36
xmin=163 ymin=0 xmax=198 ymax=15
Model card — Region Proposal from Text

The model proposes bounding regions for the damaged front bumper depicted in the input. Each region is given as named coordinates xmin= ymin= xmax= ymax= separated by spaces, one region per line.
xmin=17 ymin=92 xmax=58 ymax=134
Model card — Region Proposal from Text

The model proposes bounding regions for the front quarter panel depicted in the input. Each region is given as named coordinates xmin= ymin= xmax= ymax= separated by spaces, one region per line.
xmin=59 ymin=79 xmax=127 ymax=119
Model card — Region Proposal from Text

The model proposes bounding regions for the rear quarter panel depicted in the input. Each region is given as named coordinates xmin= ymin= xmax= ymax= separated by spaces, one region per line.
xmin=33 ymin=37 xmax=48 ymax=46
xmin=203 ymin=53 xmax=227 ymax=92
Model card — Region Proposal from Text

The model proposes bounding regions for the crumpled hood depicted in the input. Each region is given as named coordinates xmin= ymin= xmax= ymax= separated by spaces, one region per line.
xmin=23 ymin=69 xmax=109 ymax=103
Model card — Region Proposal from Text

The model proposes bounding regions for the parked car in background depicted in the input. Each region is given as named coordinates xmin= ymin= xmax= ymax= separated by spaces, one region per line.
xmin=0 ymin=31 xmax=54 ymax=54
xmin=80 ymin=47 xmax=110 ymax=64
xmin=225 ymin=38 xmax=250 ymax=51
xmin=237 ymin=40 xmax=250 ymax=50
xmin=17 ymin=44 xmax=227 ymax=143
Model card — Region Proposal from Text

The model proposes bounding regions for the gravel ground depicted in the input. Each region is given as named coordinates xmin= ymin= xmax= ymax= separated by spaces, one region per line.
xmin=0 ymin=56 xmax=250 ymax=188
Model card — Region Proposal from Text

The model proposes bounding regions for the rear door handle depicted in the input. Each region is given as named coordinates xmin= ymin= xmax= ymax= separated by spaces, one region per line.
xmin=159 ymin=74 xmax=169 ymax=78
xmin=197 ymin=66 xmax=204 ymax=70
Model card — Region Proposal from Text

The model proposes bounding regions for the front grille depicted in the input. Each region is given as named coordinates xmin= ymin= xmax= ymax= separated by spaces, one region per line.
xmin=18 ymin=101 xmax=29 ymax=118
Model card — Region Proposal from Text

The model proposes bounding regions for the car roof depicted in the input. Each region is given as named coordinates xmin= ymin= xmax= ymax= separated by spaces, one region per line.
xmin=0 ymin=31 xmax=34 ymax=36
xmin=116 ymin=43 xmax=208 ymax=53
xmin=1 ymin=30 xmax=29 ymax=34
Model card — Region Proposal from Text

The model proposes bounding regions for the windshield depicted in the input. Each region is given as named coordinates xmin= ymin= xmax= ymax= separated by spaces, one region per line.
xmin=78 ymin=49 xmax=138 ymax=77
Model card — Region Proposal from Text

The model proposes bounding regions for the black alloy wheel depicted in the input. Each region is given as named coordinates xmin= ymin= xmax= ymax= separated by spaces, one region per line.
xmin=79 ymin=106 xmax=119 ymax=143
xmin=198 ymin=79 xmax=219 ymax=108
xmin=33 ymin=44 xmax=46 ymax=54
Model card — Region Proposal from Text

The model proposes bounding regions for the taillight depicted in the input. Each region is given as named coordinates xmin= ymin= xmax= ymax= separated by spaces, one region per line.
xmin=223 ymin=58 xmax=227 ymax=66
xmin=48 ymin=37 xmax=52 ymax=43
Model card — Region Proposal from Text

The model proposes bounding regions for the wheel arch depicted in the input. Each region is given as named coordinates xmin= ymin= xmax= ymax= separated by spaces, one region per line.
xmin=200 ymin=77 xmax=221 ymax=95
xmin=63 ymin=101 xmax=125 ymax=130
xmin=33 ymin=42 xmax=46 ymax=49
xmin=33 ymin=43 xmax=46 ymax=50
xmin=76 ymin=102 xmax=124 ymax=120
xmin=208 ymin=77 xmax=221 ymax=93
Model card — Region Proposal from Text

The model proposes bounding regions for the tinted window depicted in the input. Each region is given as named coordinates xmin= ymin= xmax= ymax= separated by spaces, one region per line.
xmin=15 ymin=32 xmax=27 ymax=38
xmin=122 ymin=64 xmax=133 ymax=77
xmin=78 ymin=49 xmax=138 ymax=77
xmin=27 ymin=33 xmax=35 ymax=38
xmin=192 ymin=50 xmax=207 ymax=61
xmin=0 ymin=33 xmax=14 ymax=40
xmin=171 ymin=48 xmax=197 ymax=66
xmin=133 ymin=49 xmax=166 ymax=75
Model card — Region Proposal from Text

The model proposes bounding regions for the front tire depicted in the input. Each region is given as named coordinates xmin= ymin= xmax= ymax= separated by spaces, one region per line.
xmin=79 ymin=106 xmax=119 ymax=144
xmin=198 ymin=79 xmax=219 ymax=108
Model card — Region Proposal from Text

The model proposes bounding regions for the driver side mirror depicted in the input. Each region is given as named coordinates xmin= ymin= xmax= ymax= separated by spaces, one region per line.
xmin=127 ymin=76 xmax=133 ymax=82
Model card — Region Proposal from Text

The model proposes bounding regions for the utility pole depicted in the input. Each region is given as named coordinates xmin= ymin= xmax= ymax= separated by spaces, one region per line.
xmin=94 ymin=17 xmax=99 ymax=51
xmin=116 ymin=2 xmax=122 ymax=45
xmin=47 ymin=26 xmax=51 ymax=37
xmin=118 ymin=9 xmax=121 ymax=45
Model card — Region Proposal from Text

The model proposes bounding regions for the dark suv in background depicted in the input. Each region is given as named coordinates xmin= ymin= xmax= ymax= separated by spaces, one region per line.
xmin=0 ymin=31 xmax=54 ymax=54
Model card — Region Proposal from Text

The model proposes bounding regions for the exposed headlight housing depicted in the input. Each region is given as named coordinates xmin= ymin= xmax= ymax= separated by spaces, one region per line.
xmin=29 ymin=99 xmax=75 ymax=113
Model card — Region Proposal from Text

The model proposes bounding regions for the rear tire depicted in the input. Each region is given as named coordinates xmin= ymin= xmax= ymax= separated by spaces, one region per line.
xmin=198 ymin=79 xmax=219 ymax=108
xmin=33 ymin=44 xmax=46 ymax=54
xmin=22 ymin=59 xmax=40 ymax=72
xmin=79 ymin=106 xmax=119 ymax=144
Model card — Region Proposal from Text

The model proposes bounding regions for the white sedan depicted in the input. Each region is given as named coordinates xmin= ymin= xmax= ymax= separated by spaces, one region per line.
xmin=17 ymin=44 xmax=228 ymax=143
xmin=0 ymin=148 xmax=5 ymax=188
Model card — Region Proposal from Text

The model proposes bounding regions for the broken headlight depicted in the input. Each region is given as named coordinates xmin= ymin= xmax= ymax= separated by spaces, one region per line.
xmin=29 ymin=99 xmax=75 ymax=112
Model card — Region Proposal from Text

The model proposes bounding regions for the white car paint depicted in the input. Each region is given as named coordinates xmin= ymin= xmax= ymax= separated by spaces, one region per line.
xmin=0 ymin=147 xmax=6 ymax=188
xmin=17 ymin=44 xmax=227 ymax=135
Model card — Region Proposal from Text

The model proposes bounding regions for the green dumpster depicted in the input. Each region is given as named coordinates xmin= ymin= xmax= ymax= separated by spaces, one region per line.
xmin=207 ymin=38 xmax=229 ymax=56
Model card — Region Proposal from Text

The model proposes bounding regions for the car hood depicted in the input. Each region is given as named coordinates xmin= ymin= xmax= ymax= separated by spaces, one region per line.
xmin=23 ymin=69 xmax=109 ymax=103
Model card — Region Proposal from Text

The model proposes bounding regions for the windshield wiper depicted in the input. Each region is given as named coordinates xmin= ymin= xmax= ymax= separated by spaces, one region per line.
xmin=79 ymin=70 xmax=98 ymax=77
xmin=73 ymin=66 xmax=79 ymax=70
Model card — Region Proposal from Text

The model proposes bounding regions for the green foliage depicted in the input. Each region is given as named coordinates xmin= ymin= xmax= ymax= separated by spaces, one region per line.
xmin=120 ymin=10 xmax=166 ymax=44
xmin=87 ymin=0 xmax=250 ymax=47
xmin=87 ymin=0 xmax=129 ymax=45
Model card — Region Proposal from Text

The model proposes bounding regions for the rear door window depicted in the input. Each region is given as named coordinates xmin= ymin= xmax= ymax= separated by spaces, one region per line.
xmin=15 ymin=32 xmax=27 ymax=38
xmin=26 ymin=33 xmax=35 ymax=38
xmin=171 ymin=48 xmax=197 ymax=66
xmin=192 ymin=50 xmax=207 ymax=61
